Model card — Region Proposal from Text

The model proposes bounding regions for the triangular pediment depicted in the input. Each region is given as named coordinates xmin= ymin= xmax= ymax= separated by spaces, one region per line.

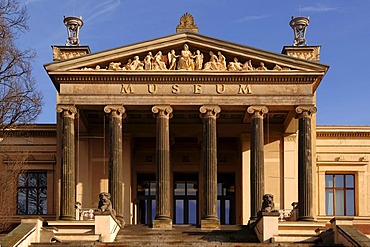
xmin=44 ymin=32 xmax=328 ymax=73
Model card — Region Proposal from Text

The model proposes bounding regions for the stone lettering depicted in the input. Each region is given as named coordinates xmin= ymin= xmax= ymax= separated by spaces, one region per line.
xmin=120 ymin=84 xmax=134 ymax=94
xmin=194 ymin=84 xmax=202 ymax=94
xmin=148 ymin=84 xmax=157 ymax=94
xmin=216 ymin=84 xmax=225 ymax=94
xmin=172 ymin=84 xmax=180 ymax=94
xmin=238 ymin=84 xmax=251 ymax=94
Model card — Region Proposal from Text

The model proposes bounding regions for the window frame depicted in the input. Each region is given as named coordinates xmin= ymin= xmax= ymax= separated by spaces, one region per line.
xmin=17 ymin=171 xmax=48 ymax=215
xmin=325 ymin=173 xmax=355 ymax=216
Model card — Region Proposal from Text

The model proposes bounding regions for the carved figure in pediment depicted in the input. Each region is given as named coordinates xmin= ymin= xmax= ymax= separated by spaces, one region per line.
xmin=178 ymin=44 xmax=194 ymax=70
xmin=144 ymin=52 xmax=153 ymax=70
xmin=108 ymin=62 xmax=124 ymax=71
xmin=273 ymin=64 xmax=282 ymax=71
xmin=256 ymin=62 xmax=268 ymax=71
xmin=153 ymin=51 xmax=167 ymax=70
xmin=168 ymin=50 xmax=179 ymax=70
xmin=124 ymin=59 xmax=132 ymax=70
xmin=204 ymin=51 xmax=219 ymax=71
xmin=242 ymin=60 xmax=254 ymax=71
xmin=194 ymin=50 xmax=203 ymax=70
xmin=217 ymin=51 xmax=227 ymax=70
xmin=129 ymin=56 xmax=144 ymax=70
xmin=228 ymin=57 xmax=243 ymax=71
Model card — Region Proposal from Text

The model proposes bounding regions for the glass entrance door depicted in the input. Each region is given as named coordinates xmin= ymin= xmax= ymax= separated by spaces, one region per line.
xmin=173 ymin=173 xmax=198 ymax=225
xmin=137 ymin=173 xmax=156 ymax=225
xmin=217 ymin=173 xmax=236 ymax=225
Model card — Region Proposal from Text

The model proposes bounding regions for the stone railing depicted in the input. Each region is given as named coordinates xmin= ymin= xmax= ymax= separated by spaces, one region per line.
xmin=0 ymin=218 xmax=43 ymax=247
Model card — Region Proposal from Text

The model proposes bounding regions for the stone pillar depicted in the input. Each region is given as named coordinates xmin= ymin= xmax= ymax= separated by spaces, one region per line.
xmin=200 ymin=105 xmax=221 ymax=229
xmin=295 ymin=105 xmax=316 ymax=221
xmin=104 ymin=105 xmax=126 ymax=224
xmin=247 ymin=106 xmax=268 ymax=221
xmin=152 ymin=105 xmax=173 ymax=229
xmin=57 ymin=105 xmax=77 ymax=220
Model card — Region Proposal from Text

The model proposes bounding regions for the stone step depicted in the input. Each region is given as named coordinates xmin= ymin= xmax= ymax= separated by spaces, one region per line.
xmin=54 ymin=233 xmax=100 ymax=242
xmin=273 ymin=234 xmax=320 ymax=243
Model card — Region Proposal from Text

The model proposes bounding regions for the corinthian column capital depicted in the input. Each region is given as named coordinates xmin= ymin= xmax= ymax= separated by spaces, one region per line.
xmin=56 ymin=105 xmax=77 ymax=118
xmin=295 ymin=105 xmax=317 ymax=118
xmin=104 ymin=105 xmax=126 ymax=118
xmin=152 ymin=105 xmax=173 ymax=118
xmin=247 ymin=106 xmax=268 ymax=118
xmin=199 ymin=105 xmax=221 ymax=119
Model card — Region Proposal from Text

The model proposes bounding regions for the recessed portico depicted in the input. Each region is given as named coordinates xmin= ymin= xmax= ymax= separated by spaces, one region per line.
xmin=46 ymin=23 xmax=328 ymax=228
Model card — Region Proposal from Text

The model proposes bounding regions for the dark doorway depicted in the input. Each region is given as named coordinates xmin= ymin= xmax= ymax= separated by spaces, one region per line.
xmin=217 ymin=173 xmax=236 ymax=225
xmin=173 ymin=173 xmax=198 ymax=225
xmin=137 ymin=173 xmax=156 ymax=225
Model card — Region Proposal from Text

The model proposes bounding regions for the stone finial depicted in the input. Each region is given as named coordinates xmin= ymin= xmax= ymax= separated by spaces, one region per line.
xmin=64 ymin=16 xmax=83 ymax=46
xmin=290 ymin=16 xmax=309 ymax=46
xmin=176 ymin=12 xmax=198 ymax=33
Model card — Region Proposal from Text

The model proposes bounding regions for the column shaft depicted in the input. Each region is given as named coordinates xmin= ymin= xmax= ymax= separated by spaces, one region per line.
xmin=57 ymin=105 xmax=77 ymax=220
xmin=247 ymin=106 xmax=268 ymax=221
xmin=200 ymin=105 xmax=221 ymax=229
xmin=104 ymin=105 xmax=126 ymax=224
xmin=152 ymin=105 xmax=172 ymax=229
xmin=296 ymin=106 xmax=316 ymax=221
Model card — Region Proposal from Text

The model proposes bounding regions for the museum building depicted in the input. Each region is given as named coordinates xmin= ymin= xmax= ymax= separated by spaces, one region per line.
xmin=1 ymin=13 xmax=370 ymax=245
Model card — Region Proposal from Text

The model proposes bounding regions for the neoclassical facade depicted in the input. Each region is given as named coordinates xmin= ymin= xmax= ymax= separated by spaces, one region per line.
xmin=2 ymin=15 xmax=370 ymax=232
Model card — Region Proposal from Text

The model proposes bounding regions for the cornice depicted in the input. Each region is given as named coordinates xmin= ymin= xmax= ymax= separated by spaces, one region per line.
xmin=317 ymin=132 xmax=370 ymax=138
xmin=317 ymin=126 xmax=370 ymax=138
xmin=50 ymin=72 xmax=322 ymax=85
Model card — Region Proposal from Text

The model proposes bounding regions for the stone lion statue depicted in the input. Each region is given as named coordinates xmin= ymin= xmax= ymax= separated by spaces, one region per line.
xmin=261 ymin=194 xmax=276 ymax=213
xmin=98 ymin=192 xmax=115 ymax=215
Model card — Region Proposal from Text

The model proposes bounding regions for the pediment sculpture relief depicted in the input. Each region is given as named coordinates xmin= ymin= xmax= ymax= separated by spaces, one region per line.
xmin=81 ymin=44 xmax=291 ymax=72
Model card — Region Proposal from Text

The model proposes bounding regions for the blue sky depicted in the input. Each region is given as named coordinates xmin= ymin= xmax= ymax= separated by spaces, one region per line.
xmin=19 ymin=0 xmax=370 ymax=125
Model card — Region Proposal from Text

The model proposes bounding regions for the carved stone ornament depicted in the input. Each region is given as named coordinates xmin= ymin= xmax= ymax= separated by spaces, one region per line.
xmin=261 ymin=194 xmax=276 ymax=213
xmin=176 ymin=12 xmax=198 ymax=33
xmin=152 ymin=105 xmax=173 ymax=118
xmin=295 ymin=105 xmax=317 ymax=117
xmin=199 ymin=105 xmax=221 ymax=119
xmin=53 ymin=47 xmax=87 ymax=61
xmin=56 ymin=105 xmax=77 ymax=118
xmin=80 ymin=44 xmax=292 ymax=72
xmin=247 ymin=106 xmax=269 ymax=118
xmin=104 ymin=105 xmax=126 ymax=118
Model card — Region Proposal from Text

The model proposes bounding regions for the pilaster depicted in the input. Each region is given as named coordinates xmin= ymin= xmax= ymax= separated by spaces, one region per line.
xmin=200 ymin=105 xmax=221 ymax=229
xmin=56 ymin=105 xmax=77 ymax=220
xmin=152 ymin=105 xmax=173 ymax=229
xmin=104 ymin=105 xmax=126 ymax=225
xmin=247 ymin=105 xmax=268 ymax=221
xmin=296 ymin=105 xmax=316 ymax=221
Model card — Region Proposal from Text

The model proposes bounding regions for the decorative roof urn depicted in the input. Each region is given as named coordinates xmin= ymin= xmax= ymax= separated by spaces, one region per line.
xmin=64 ymin=16 xmax=83 ymax=46
xmin=290 ymin=16 xmax=309 ymax=46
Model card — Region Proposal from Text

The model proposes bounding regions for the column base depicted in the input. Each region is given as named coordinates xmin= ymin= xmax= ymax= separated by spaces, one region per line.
xmin=152 ymin=218 xmax=172 ymax=229
xmin=59 ymin=215 xmax=75 ymax=221
xmin=201 ymin=217 xmax=220 ymax=229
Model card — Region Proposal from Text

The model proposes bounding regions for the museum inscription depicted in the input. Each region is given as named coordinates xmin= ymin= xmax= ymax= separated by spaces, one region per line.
xmin=120 ymin=84 xmax=252 ymax=95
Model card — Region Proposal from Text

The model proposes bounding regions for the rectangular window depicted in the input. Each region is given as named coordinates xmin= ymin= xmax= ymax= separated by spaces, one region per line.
xmin=17 ymin=172 xmax=47 ymax=215
xmin=325 ymin=174 xmax=355 ymax=216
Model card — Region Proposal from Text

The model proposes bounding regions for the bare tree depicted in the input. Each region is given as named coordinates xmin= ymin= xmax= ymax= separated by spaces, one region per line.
xmin=0 ymin=0 xmax=42 ymax=132
xmin=0 ymin=0 xmax=42 ymax=232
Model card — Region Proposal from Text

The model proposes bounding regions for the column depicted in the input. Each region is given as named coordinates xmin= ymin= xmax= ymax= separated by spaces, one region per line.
xmin=247 ymin=106 xmax=268 ymax=221
xmin=200 ymin=105 xmax=221 ymax=229
xmin=57 ymin=105 xmax=77 ymax=220
xmin=152 ymin=105 xmax=173 ymax=229
xmin=104 ymin=105 xmax=126 ymax=224
xmin=295 ymin=105 xmax=316 ymax=221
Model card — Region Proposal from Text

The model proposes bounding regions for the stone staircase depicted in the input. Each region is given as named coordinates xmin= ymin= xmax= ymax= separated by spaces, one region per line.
xmin=30 ymin=223 xmax=337 ymax=246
